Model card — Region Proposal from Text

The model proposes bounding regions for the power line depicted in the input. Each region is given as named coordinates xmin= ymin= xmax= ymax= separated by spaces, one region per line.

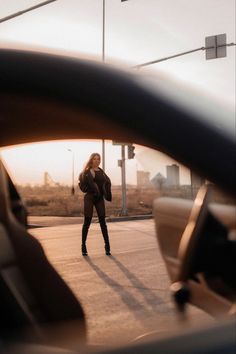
xmin=0 ymin=0 xmax=59 ymax=24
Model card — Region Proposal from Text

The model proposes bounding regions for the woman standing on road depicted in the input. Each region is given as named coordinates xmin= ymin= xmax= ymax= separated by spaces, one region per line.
xmin=79 ymin=153 xmax=112 ymax=256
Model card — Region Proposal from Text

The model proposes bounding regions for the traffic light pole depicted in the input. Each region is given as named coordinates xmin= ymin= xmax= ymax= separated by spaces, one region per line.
xmin=121 ymin=145 xmax=128 ymax=216
xmin=133 ymin=39 xmax=235 ymax=69
xmin=112 ymin=141 xmax=133 ymax=216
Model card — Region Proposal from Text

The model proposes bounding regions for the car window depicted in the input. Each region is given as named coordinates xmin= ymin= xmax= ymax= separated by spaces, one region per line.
xmin=0 ymin=140 xmax=193 ymax=216
xmin=1 ymin=139 xmax=233 ymax=219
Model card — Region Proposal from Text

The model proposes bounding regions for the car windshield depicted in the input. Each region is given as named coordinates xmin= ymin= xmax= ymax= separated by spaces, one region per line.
xmin=0 ymin=1 xmax=235 ymax=141
xmin=0 ymin=1 xmax=235 ymax=107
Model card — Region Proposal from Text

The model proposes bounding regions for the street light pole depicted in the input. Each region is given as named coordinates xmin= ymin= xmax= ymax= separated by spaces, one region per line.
xmin=67 ymin=149 xmax=75 ymax=195
xmin=102 ymin=0 xmax=106 ymax=170
xmin=102 ymin=0 xmax=105 ymax=62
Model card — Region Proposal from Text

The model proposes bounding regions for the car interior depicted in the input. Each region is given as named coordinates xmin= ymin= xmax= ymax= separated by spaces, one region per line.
xmin=154 ymin=185 xmax=236 ymax=316
xmin=0 ymin=49 xmax=236 ymax=353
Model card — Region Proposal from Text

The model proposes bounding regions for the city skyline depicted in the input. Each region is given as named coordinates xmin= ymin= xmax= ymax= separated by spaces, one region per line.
xmin=1 ymin=140 xmax=191 ymax=186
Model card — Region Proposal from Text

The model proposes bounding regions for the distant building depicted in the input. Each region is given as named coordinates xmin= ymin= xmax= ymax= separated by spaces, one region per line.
xmin=137 ymin=170 xmax=150 ymax=186
xmin=166 ymin=164 xmax=180 ymax=187
xmin=151 ymin=172 xmax=166 ymax=189
xmin=43 ymin=171 xmax=59 ymax=187
xmin=191 ymin=172 xmax=205 ymax=188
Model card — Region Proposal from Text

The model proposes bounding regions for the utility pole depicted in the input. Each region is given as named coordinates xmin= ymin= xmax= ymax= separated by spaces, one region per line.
xmin=113 ymin=141 xmax=131 ymax=215
xmin=102 ymin=0 xmax=105 ymax=62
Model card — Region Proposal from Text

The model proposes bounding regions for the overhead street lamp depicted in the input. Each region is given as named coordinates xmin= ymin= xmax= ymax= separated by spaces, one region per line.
xmin=67 ymin=149 xmax=75 ymax=195
xmin=102 ymin=0 xmax=106 ymax=170
xmin=101 ymin=0 xmax=129 ymax=171
xmin=101 ymin=0 xmax=129 ymax=170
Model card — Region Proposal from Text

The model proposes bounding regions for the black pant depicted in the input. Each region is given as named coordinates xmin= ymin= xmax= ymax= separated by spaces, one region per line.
xmin=82 ymin=194 xmax=110 ymax=250
xmin=84 ymin=193 xmax=105 ymax=219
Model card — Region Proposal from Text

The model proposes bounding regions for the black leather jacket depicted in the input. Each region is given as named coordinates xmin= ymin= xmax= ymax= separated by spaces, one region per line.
xmin=78 ymin=168 xmax=112 ymax=202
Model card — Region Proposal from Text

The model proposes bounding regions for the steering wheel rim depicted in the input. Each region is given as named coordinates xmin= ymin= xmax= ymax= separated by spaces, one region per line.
xmin=177 ymin=184 xmax=213 ymax=282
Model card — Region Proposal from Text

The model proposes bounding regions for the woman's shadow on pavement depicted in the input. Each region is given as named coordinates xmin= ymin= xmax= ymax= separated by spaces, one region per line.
xmin=84 ymin=255 xmax=169 ymax=323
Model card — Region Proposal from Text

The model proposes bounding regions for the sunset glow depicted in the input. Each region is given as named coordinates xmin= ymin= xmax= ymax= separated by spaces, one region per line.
xmin=0 ymin=140 xmax=190 ymax=186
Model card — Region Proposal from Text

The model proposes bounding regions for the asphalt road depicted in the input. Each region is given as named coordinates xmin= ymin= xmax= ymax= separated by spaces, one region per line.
xmin=30 ymin=219 xmax=213 ymax=349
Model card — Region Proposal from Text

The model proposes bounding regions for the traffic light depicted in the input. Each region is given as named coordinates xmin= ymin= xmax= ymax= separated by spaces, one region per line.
xmin=127 ymin=144 xmax=135 ymax=159
xmin=205 ymin=34 xmax=226 ymax=60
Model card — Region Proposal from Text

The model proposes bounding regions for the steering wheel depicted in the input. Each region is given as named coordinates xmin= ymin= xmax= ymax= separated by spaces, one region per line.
xmin=169 ymin=184 xmax=213 ymax=310
xmin=177 ymin=184 xmax=213 ymax=283
xmin=172 ymin=183 xmax=236 ymax=312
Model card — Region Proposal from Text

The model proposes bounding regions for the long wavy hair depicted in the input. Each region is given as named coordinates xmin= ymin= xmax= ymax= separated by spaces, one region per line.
xmin=83 ymin=153 xmax=101 ymax=173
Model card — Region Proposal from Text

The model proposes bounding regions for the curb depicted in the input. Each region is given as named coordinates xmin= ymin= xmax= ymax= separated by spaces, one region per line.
xmin=106 ymin=215 xmax=153 ymax=222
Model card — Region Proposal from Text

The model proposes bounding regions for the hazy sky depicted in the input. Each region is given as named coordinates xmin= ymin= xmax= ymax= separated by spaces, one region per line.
xmin=0 ymin=0 xmax=235 ymax=103
xmin=1 ymin=140 xmax=189 ymax=186
xmin=0 ymin=0 xmax=235 ymax=185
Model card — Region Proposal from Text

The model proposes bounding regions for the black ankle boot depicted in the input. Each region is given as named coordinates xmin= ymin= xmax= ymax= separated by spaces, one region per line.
xmin=82 ymin=244 xmax=88 ymax=256
xmin=105 ymin=243 xmax=111 ymax=256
